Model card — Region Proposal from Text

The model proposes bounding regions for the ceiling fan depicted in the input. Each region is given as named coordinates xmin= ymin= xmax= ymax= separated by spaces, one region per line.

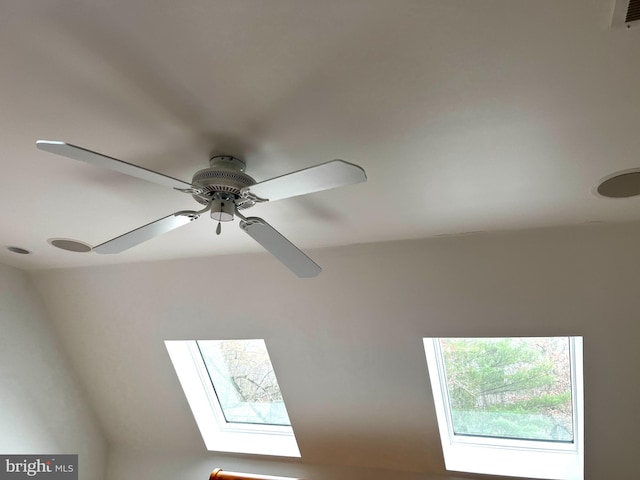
xmin=36 ymin=141 xmax=367 ymax=277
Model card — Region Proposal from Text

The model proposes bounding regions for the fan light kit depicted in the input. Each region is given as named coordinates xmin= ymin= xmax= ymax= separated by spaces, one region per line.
xmin=36 ymin=141 xmax=367 ymax=277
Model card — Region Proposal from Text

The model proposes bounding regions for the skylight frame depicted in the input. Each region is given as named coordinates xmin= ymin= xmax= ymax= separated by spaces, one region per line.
xmin=165 ymin=339 xmax=300 ymax=457
xmin=423 ymin=336 xmax=584 ymax=480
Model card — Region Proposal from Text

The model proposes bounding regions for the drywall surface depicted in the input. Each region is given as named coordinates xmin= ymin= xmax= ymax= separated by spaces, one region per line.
xmin=0 ymin=263 xmax=107 ymax=480
xmin=32 ymin=223 xmax=640 ymax=479
xmin=105 ymin=448 xmax=475 ymax=480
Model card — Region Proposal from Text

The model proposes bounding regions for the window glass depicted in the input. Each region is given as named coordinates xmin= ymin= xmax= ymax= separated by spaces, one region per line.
xmin=197 ymin=339 xmax=291 ymax=426
xmin=439 ymin=337 xmax=573 ymax=442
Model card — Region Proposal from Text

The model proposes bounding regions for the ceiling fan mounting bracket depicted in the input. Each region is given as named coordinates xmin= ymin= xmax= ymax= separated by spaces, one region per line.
xmin=174 ymin=186 xmax=205 ymax=195
xmin=209 ymin=155 xmax=246 ymax=171
xmin=241 ymin=191 xmax=269 ymax=203
xmin=175 ymin=202 xmax=213 ymax=221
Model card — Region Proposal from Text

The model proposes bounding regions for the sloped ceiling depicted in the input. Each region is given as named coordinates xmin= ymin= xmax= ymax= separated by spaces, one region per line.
xmin=3 ymin=1 xmax=640 ymax=479
xmin=0 ymin=0 xmax=639 ymax=270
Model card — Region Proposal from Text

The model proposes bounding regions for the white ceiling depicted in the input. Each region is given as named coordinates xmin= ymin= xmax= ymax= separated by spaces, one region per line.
xmin=4 ymin=3 xmax=640 ymax=479
xmin=1 ymin=0 xmax=639 ymax=270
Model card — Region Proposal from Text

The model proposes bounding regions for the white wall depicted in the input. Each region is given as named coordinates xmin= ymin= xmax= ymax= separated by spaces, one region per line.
xmin=105 ymin=448 xmax=472 ymax=480
xmin=30 ymin=223 xmax=640 ymax=480
xmin=0 ymin=263 xmax=107 ymax=480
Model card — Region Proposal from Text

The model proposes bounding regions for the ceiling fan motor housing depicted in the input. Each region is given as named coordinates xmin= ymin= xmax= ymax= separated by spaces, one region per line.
xmin=191 ymin=155 xmax=257 ymax=211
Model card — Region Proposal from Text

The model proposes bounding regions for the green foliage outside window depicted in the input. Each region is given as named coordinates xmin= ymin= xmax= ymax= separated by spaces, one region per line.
xmin=440 ymin=337 xmax=573 ymax=441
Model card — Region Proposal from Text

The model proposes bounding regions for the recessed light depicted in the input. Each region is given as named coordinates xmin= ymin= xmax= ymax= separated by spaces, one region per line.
xmin=47 ymin=238 xmax=92 ymax=253
xmin=7 ymin=246 xmax=31 ymax=254
xmin=595 ymin=169 xmax=640 ymax=198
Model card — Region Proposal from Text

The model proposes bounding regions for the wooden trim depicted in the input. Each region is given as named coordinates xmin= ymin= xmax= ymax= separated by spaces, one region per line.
xmin=209 ymin=468 xmax=301 ymax=480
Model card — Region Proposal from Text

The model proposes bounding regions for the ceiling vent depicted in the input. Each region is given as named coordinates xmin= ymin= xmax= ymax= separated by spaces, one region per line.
xmin=612 ymin=0 xmax=640 ymax=28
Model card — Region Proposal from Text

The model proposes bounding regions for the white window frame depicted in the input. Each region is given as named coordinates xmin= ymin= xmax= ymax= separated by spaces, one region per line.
xmin=423 ymin=337 xmax=584 ymax=480
xmin=165 ymin=340 xmax=300 ymax=457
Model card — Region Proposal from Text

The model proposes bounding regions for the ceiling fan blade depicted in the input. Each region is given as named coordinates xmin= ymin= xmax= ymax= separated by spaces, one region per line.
xmin=241 ymin=160 xmax=366 ymax=202
xmin=93 ymin=212 xmax=198 ymax=254
xmin=36 ymin=140 xmax=194 ymax=191
xmin=239 ymin=217 xmax=322 ymax=278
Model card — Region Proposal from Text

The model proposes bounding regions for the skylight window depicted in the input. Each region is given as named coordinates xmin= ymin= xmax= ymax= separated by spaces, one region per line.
xmin=166 ymin=339 xmax=300 ymax=457
xmin=197 ymin=339 xmax=291 ymax=426
xmin=424 ymin=336 xmax=583 ymax=480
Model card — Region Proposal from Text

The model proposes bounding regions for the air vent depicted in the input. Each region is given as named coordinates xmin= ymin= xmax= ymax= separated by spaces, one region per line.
xmin=627 ymin=0 xmax=640 ymax=21
xmin=612 ymin=0 xmax=640 ymax=28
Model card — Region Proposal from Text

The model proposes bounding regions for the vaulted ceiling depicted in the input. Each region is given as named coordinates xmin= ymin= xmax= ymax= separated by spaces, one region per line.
xmin=1 ymin=0 xmax=639 ymax=271
xmin=2 ymin=1 xmax=640 ymax=479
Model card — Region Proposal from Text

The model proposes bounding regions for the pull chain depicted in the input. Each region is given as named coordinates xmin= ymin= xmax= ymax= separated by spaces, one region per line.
xmin=216 ymin=221 xmax=222 ymax=235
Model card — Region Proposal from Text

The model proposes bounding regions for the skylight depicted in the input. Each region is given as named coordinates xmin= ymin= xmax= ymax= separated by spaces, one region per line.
xmin=166 ymin=339 xmax=300 ymax=457
xmin=197 ymin=339 xmax=291 ymax=426
xmin=424 ymin=336 xmax=584 ymax=480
